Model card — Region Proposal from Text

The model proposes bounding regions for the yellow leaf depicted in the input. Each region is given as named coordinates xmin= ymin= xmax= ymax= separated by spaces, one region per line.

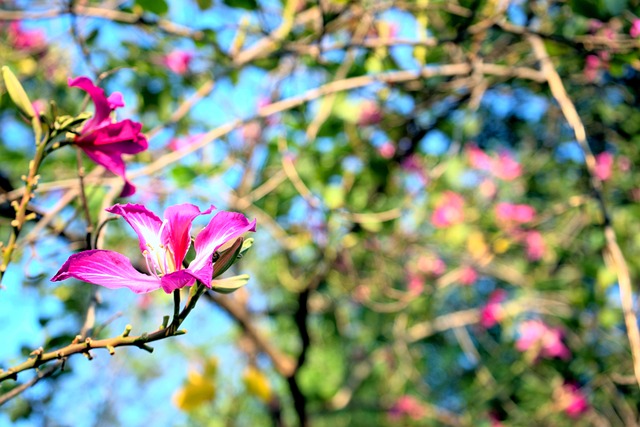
xmin=173 ymin=369 xmax=216 ymax=412
xmin=243 ymin=366 xmax=272 ymax=403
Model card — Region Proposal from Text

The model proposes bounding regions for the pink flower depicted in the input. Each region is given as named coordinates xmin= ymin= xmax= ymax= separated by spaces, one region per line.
xmin=515 ymin=320 xmax=571 ymax=360
xmin=524 ymin=230 xmax=545 ymax=261
xmin=52 ymin=203 xmax=256 ymax=294
xmin=417 ymin=255 xmax=446 ymax=276
xmin=584 ymin=55 xmax=601 ymax=81
xmin=431 ymin=191 xmax=465 ymax=228
xmin=388 ymin=395 xmax=426 ymax=421
xmin=480 ymin=289 xmax=507 ymax=328
xmin=378 ymin=141 xmax=396 ymax=159
xmin=163 ymin=50 xmax=193 ymax=75
xmin=495 ymin=203 xmax=536 ymax=224
xmin=557 ymin=383 xmax=589 ymax=418
xmin=467 ymin=144 xmax=493 ymax=170
xmin=407 ymin=272 xmax=425 ymax=294
xmin=459 ymin=266 xmax=478 ymax=286
xmin=631 ymin=19 xmax=640 ymax=38
xmin=467 ymin=145 xmax=522 ymax=181
xmin=69 ymin=77 xmax=148 ymax=197
xmin=8 ymin=21 xmax=46 ymax=51
xmin=494 ymin=151 xmax=522 ymax=181
xmin=358 ymin=101 xmax=383 ymax=126
xmin=594 ymin=152 xmax=614 ymax=181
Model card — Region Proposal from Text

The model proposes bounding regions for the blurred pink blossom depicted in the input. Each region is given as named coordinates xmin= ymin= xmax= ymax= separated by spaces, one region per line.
xmin=524 ymin=231 xmax=545 ymax=261
xmin=241 ymin=121 xmax=262 ymax=142
xmin=31 ymin=99 xmax=46 ymax=116
xmin=594 ymin=152 xmax=614 ymax=181
xmin=467 ymin=144 xmax=493 ymax=170
xmin=479 ymin=179 xmax=497 ymax=199
xmin=378 ymin=141 xmax=396 ymax=159
xmin=431 ymin=191 xmax=465 ymax=228
xmin=584 ymin=54 xmax=601 ymax=82
xmin=495 ymin=203 xmax=536 ymax=224
xmin=401 ymin=154 xmax=429 ymax=187
xmin=480 ymin=289 xmax=507 ymax=328
xmin=163 ymin=50 xmax=193 ymax=75
xmin=8 ymin=21 xmax=46 ymax=51
xmin=558 ymin=383 xmax=589 ymax=418
xmin=407 ymin=272 xmax=425 ymax=295
xmin=515 ymin=319 xmax=571 ymax=360
xmin=352 ymin=284 xmax=371 ymax=303
xmin=618 ymin=155 xmax=631 ymax=172
xmin=417 ymin=255 xmax=446 ymax=276
xmin=388 ymin=395 xmax=426 ymax=421
xmin=631 ymin=19 xmax=640 ymax=38
xmin=494 ymin=151 xmax=522 ymax=181
xmin=467 ymin=145 xmax=522 ymax=181
xmin=168 ymin=134 xmax=202 ymax=151
xmin=358 ymin=100 xmax=383 ymax=126
xmin=459 ymin=266 xmax=478 ymax=286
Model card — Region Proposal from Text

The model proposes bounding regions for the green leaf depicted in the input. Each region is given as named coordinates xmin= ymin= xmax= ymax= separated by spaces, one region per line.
xmin=135 ymin=0 xmax=169 ymax=15
xmin=196 ymin=0 xmax=213 ymax=9
xmin=223 ymin=0 xmax=258 ymax=10
xmin=170 ymin=165 xmax=197 ymax=188
xmin=210 ymin=274 xmax=250 ymax=294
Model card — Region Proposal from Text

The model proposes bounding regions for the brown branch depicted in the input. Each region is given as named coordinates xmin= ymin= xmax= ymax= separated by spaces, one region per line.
xmin=528 ymin=34 xmax=640 ymax=390
xmin=205 ymin=292 xmax=296 ymax=377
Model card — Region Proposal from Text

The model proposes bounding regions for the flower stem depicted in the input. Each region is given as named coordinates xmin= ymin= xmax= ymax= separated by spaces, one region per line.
xmin=0 ymin=139 xmax=48 ymax=284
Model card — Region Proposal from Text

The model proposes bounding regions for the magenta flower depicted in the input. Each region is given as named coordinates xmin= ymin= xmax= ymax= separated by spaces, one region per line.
xmin=69 ymin=77 xmax=148 ymax=197
xmin=495 ymin=203 xmax=536 ymax=224
xmin=515 ymin=319 xmax=571 ymax=361
xmin=594 ymin=152 xmax=614 ymax=181
xmin=431 ymin=191 xmax=465 ymax=228
xmin=8 ymin=21 xmax=46 ymax=51
xmin=524 ymin=230 xmax=545 ymax=261
xmin=631 ymin=19 xmax=640 ymax=38
xmin=163 ymin=50 xmax=193 ymax=75
xmin=52 ymin=203 xmax=256 ymax=294
xmin=480 ymin=289 xmax=507 ymax=328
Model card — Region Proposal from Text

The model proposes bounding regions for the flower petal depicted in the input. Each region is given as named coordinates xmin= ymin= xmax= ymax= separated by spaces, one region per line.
xmin=51 ymin=250 xmax=161 ymax=294
xmin=106 ymin=204 xmax=163 ymax=253
xmin=160 ymin=270 xmax=198 ymax=293
xmin=107 ymin=92 xmax=125 ymax=110
xmin=68 ymin=76 xmax=113 ymax=130
xmin=162 ymin=204 xmax=215 ymax=271
xmin=190 ymin=211 xmax=256 ymax=286
xmin=76 ymin=120 xmax=148 ymax=154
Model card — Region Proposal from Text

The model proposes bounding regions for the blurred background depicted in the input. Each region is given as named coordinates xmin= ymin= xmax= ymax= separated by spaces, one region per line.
xmin=1 ymin=0 xmax=640 ymax=425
